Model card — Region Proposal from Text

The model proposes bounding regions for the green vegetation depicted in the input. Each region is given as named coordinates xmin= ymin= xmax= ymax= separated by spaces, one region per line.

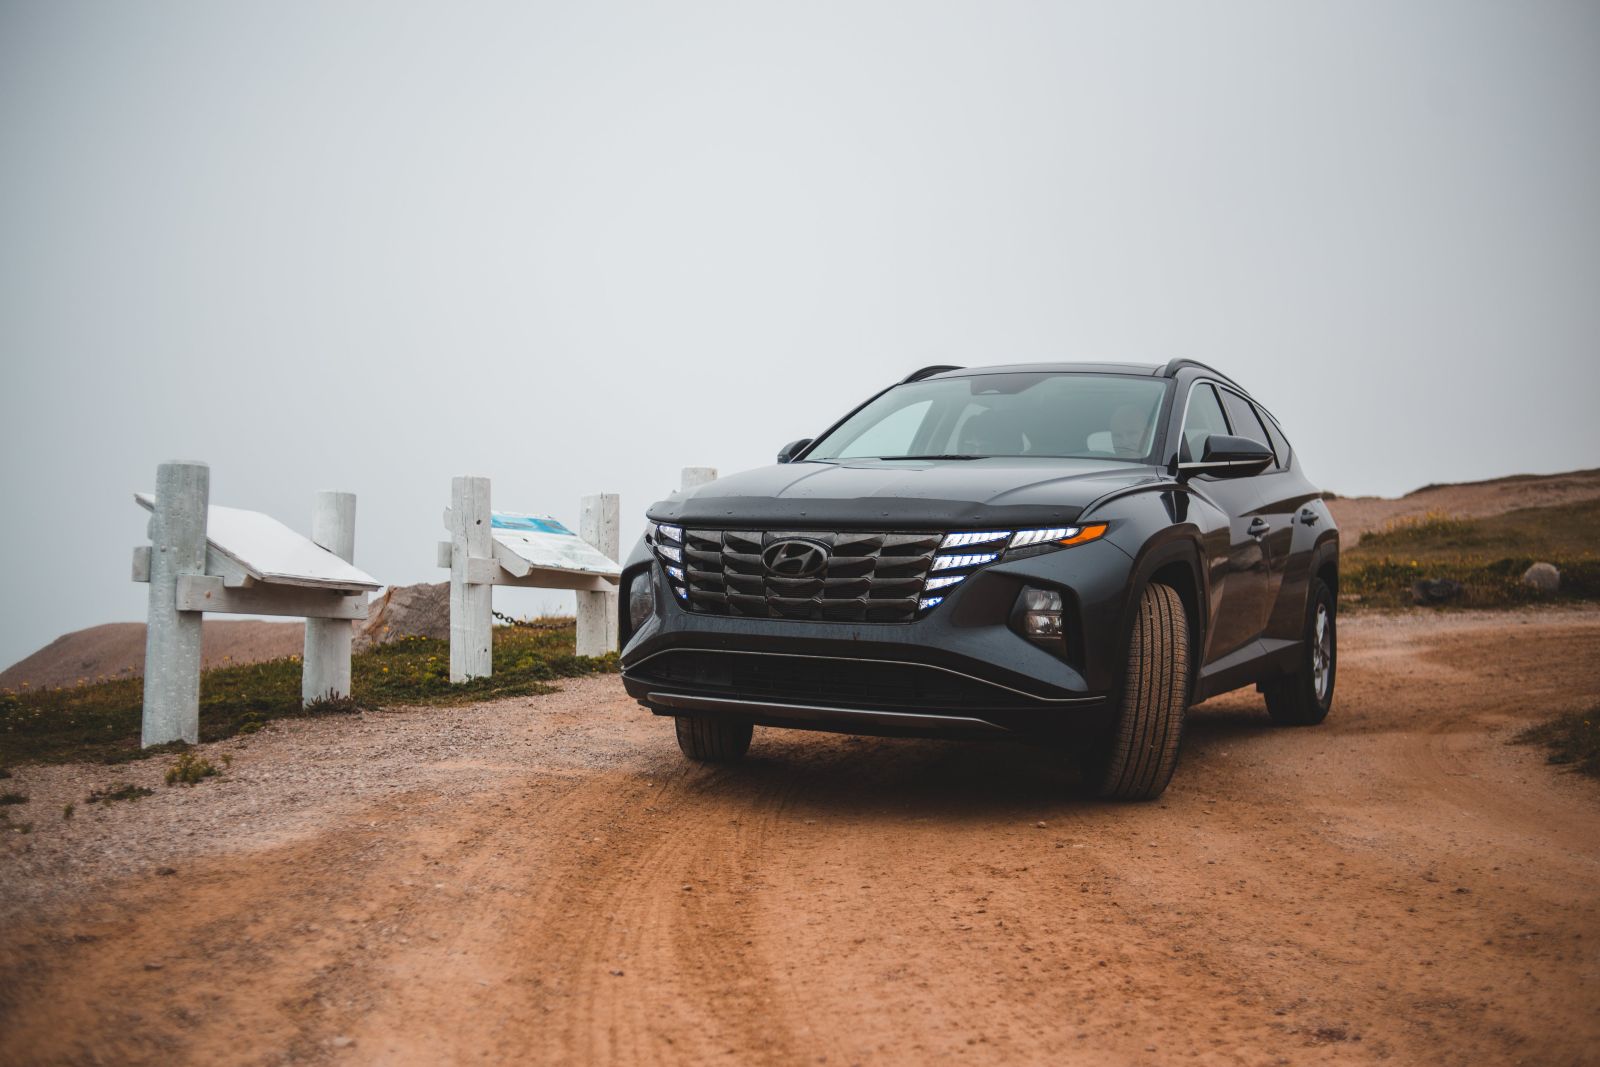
xmin=165 ymin=751 xmax=222 ymax=786
xmin=0 ymin=791 xmax=27 ymax=805
xmin=1342 ymin=499 xmax=1600 ymax=609
xmin=0 ymin=620 xmax=615 ymax=767
xmin=1514 ymin=703 xmax=1600 ymax=778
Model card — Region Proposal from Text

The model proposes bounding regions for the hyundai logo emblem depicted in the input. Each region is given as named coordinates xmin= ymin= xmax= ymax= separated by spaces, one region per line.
xmin=762 ymin=538 xmax=829 ymax=578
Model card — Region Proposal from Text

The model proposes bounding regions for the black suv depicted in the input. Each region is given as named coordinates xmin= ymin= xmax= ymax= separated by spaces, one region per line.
xmin=619 ymin=360 xmax=1338 ymax=800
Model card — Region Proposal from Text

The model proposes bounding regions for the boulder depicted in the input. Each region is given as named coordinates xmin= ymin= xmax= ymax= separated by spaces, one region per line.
xmin=1412 ymin=578 xmax=1464 ymax=605
xmin=356 ymin=582 xmax=450 ymax=649
xmin=1520 ymin=562 xmax=1561 ymax=596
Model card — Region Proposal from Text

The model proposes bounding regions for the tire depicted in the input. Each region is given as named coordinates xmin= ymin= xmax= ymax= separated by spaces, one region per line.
xmin=673 ymin=713 xmax=753 ymax=762
xmin=1085 ymin=582 xmax=1191 ymax=801
xmin=1263 ymin=576 xmax=1335 ymax=726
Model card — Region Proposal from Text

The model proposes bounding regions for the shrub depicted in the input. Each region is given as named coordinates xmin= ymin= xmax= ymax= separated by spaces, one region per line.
xmin=165 ymin=752 xmax=221 ymax=786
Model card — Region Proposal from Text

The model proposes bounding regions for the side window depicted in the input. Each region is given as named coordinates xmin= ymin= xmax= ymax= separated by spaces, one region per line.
xmin=1258 ymin=408 xmax=1292 ymax=470
xmin=1219 ymin=389 xmax=1272 ymax=453
xmin=1181 ymin=384 xmax=1229 ymax=462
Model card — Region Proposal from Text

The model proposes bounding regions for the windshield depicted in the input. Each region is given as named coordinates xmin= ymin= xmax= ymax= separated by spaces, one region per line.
xmin=804 ymin=372 xmax=1170 ymax=462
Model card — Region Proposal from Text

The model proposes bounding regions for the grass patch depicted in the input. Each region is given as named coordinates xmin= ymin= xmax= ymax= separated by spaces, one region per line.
xmin=1343 ymin=500 xmax=1600 ymax=609
xmin=165 ymin=751 xmax=222 ymax=786
xmin=0 ymin=619 xmax=615 ymax=767
xmin=0 ymin=791 xmax=27 ymax=806
xmin=1513 ymin=704 xmax=1600 ymax=778
xmin=86 ymin=783 xmax=154 ymax=805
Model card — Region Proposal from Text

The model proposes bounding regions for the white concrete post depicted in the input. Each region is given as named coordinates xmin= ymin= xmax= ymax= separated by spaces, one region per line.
xmin=302 ymin=491 xmax=357 ymax=703
xmin=141 ymin=461 xmax=210 ymax=747
xmin=576 ymin=493 xmax=620 ymax=656
xmin=681 ymin=466 xmax=717 ymax=492
xmin=449 ymin=476 xmax=494 ymax=682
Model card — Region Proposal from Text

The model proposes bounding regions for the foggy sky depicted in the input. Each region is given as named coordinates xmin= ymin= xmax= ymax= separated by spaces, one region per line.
xmin=2 ymin=1 xmax=1597 ymax=668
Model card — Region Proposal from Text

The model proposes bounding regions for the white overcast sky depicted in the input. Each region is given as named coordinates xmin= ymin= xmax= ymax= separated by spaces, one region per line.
xmin=2 ymin=1 xmax=1597 ymax=667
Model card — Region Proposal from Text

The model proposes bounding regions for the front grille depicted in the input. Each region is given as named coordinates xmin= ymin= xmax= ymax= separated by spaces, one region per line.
xmin=681 ymin=529 xmax=942 ymax=623
xmin=632 ymin=650 xmax=1051 ymax=711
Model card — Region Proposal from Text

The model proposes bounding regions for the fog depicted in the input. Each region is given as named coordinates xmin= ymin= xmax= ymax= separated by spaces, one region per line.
xmin=2 ymin=1 xmax=1597 ymax=667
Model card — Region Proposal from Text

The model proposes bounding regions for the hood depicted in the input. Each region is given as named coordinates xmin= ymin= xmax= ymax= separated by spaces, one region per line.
xmin=647 ymin=457 xmax=1162 ymax=530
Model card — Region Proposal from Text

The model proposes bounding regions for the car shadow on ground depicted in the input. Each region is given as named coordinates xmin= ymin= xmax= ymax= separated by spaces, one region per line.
xmin=667 ymin=701 xmax=1281 ymax=818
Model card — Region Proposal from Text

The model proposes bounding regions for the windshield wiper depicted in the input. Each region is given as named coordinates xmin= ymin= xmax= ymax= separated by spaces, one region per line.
xmin=874 ymin=454 xmax=987 ymax=461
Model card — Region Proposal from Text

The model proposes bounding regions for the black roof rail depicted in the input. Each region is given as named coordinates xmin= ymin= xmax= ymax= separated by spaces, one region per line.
xmin=1160 ymin=358 xmax=1242 ymax=388
xmin=900 ymin=364 xmax=964 ymax=384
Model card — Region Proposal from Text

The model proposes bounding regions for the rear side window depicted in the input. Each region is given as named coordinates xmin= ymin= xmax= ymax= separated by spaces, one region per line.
xmin=1220 ymin=390 xmax=1270 ymax=447
xmin=1220 ymin=388 xmax=1289 ymax=471
xmin=1259 ymin=408 xmax=1292 ymax=470
xmin=1181 ymin=383 xmax=1229 ymax=462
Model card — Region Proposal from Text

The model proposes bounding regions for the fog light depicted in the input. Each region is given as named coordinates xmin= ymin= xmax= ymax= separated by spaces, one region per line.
xmin=628 ymin=571 xmax=656 ymax=631
xmin=1019 ymin=587 xmax=1064 ymax=641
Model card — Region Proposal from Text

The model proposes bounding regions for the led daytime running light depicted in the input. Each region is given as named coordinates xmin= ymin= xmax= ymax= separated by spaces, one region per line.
xmin=923 ymin=575 xmax=965 ymax=592
xmin=932 ymin=552 xmax=999 ymax=571
xmin=1010 ymin=527 xmax=1075 ymax=549
xmin=941 ymin=530 xmax=1010 ymax=549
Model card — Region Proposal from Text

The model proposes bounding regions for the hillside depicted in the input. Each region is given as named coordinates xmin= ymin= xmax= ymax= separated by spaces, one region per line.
xmin=1326 ymin=467 xmax=1600 ymax=542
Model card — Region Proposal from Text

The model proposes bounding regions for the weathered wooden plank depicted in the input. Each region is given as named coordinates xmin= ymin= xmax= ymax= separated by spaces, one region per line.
xmin=135 ymin=492 xmax=380 ymax=592
xmin=576 ymin=493 xmax=621 ymax=656
xmin=491 ymin=539 xmax=532 ymax=578
xmin=303 ymin=491 xmax=358 ymax=703
xmin=177 ymin=574 xmax=368 ymax=620
xmin=449 ymin=476 xmax=494 ymax=682
xmin=465 ymin=556 xmax=501 ymax=585
xmin=681 ymin=466 xmax=718 ymax=492
xmin=487 ymin=568 xmax=617 ymax=592
xmin=142 ymin=462 xmax=209 ymax=747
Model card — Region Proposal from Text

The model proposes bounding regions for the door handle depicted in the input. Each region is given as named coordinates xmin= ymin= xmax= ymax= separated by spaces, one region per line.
xmin=1298 ymin=508 xmax=1319 ymax=526
xmin=1248 ymin=517 xmax=1271 ymax=539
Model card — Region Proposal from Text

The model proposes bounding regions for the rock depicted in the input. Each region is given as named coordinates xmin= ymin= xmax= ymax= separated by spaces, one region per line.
xmin=330 ymin=1036 xmax=355 ymax=1049
xmin=155 ymin=867 xmax=176 ymax=876
xmin=355 ymin=582 xmax=450 ymax=649
xmin=1411 ymin=578 xmax=1464 ymax=605
xmin=1521 ymin=562 xmax=1560 ymax=595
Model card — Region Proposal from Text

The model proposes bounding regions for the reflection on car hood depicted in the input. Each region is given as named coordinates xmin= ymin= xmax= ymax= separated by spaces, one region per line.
xmin=646 ymin=458 xmax=1164 ymax=530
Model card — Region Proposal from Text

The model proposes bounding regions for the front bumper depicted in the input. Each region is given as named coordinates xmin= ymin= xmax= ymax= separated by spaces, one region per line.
xmin=619 ymin=537 xmax=1137 ymax=737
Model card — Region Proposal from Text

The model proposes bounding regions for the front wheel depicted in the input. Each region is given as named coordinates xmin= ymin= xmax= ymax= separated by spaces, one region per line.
xmin=1084 ymin=582 xmax=1191 ymax=801
xmin=1263 ymin=576 xmax=1335 ymax=726
xmin=673 ymin=713 xmax=753 ymax=762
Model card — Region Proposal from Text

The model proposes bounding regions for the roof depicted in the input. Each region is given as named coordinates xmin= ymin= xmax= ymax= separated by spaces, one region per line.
xmin=924 ymin=361 xmax=1164 ymax=380
xmin=918 ymin=359 xmax=1245 ymax=390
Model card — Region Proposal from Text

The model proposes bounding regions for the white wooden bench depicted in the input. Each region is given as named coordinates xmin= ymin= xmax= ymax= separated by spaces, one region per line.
xmin=438 ymin=476 xmax=622 ymax=682
xmin=133 ymin=461 xmax=381 ymax=746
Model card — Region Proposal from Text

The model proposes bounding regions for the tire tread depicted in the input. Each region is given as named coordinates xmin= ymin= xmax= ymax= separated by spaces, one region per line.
xmin=1092 ymin=582 xmax=1190 ymax=801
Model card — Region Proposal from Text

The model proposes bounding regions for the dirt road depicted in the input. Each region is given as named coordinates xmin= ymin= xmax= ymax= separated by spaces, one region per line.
xmin=2 ymin=610 xmax=1596 ymax=1066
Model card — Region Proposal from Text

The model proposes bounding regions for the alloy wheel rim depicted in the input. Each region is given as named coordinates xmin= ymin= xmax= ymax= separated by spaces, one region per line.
xmin=1311 ymin=603 xmax=1332 ymax=701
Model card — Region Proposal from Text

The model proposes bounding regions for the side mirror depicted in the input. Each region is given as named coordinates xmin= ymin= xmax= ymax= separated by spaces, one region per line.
xmin=1178 ymin=434 xmax=1273 ymax=480
xmin=777 ymin=438 xmax=813 ymax=464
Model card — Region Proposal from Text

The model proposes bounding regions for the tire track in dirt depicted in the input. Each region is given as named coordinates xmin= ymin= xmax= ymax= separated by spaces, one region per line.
xmin=1 ymin=611 xmax=1596 ymax=1066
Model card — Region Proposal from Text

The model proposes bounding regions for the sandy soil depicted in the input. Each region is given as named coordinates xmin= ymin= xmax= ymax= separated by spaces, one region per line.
xmin=1 ymin=609 xmax=1596 ymax=1067
xmin=1327 ymin=468 xmax=1600 ymax=542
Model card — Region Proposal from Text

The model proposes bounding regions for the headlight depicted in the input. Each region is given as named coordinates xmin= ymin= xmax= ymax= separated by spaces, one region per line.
xmin=628 ymin=570 xmax=656 ymax=631
xmin=917 ymin=523 xmax=1108 ymax=614
xmin=644 ymin=518 xmax=689 ymax=600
